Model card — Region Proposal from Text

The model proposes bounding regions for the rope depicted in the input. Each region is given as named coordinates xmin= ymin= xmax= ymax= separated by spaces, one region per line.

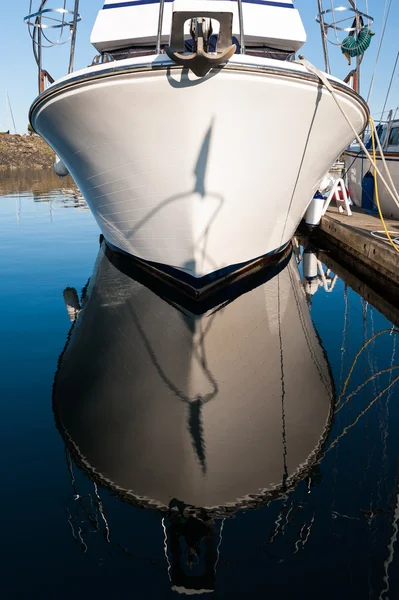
xmin=380 ymin=51 xmax=399 ymax=124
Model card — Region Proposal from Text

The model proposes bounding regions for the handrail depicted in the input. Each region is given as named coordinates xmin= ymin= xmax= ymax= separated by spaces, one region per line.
xmin=68 ymin=0 xmax=80 ymax=73
xmin=316 ymin=6 xmax=374 ymax=33
xmin=24 ymin=0 xmax=81 ymax=93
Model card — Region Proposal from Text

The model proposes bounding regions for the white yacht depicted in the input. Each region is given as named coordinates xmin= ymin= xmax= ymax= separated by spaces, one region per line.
xmin=27 ymin=0 xmax=368 ymax=290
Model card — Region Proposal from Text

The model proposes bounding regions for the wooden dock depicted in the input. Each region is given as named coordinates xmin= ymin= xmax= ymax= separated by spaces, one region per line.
xmin=309 ymin=206 xmax=399 ymax=286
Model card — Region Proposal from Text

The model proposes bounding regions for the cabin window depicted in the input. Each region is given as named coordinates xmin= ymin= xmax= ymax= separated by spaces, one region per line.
xmin=387 ymin=126 xmax=399 ymax=147
xmin=378 ymin=127 xmax=387 ymax=147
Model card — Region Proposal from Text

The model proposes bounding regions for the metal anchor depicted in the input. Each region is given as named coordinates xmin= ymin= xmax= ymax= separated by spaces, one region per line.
xmin=165 ymin=12 xmax=236 ymax=78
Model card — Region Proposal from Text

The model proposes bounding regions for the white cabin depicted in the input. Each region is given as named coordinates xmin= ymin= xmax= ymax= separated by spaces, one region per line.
xmin=91 ymin=0 xmax=306 ymax=54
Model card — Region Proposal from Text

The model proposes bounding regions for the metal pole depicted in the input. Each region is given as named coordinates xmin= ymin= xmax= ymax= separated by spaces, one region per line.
xmin=355 ymin=55 xmax=361 ymax=94
xmin=37 ymin=18 xmax=42 ymax=93
xmin=384 ymin=109 xmax=393 ymax=150
xmin=348 ymin=0 xmax=360 ymax=92
xmin=68 ymin=0 xmax=80 ymax=74
xmin=317 ymin=0 xmax=330 ymax=74
xmin=156 ymin=0 xmax=165 ymax=55
xmin=237 ymin=0 xmax=245 ymax=54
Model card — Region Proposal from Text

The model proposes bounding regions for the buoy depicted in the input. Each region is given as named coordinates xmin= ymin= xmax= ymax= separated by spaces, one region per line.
xmin=54 ymin=154 xmax=69 ymax=178
xmin=305 ymin=191 xmax=325 ymax=228
xmin=361 ymin=171 xmax=375 ymax=210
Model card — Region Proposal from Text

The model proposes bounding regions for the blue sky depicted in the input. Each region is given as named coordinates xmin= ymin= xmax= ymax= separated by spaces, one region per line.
xmin=0 ymin=1 xmax=398 ymax=133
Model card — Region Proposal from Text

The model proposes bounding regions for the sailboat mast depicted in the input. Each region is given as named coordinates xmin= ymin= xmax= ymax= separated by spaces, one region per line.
xmin=317 ymin=0 xmax=330 ymax=74
xmin=5 ymin=90 xmax=16 ymax=134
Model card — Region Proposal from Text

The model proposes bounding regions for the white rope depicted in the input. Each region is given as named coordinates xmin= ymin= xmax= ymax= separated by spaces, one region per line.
xmin=297 ymin=56 xmax=399 ymax=211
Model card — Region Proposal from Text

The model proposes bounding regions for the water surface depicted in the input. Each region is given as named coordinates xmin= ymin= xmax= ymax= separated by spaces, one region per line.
xmin=1 ymin=170 xmax=399 ymax=599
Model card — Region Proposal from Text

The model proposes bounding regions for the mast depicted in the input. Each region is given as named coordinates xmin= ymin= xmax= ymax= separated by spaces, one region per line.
xmin=348 ymin=0 xmax=360 ymax=93
xmin=317 ymin=0 xmax=331 ymax=74
xmin=5 ymin=90 xmax=16 ymax=134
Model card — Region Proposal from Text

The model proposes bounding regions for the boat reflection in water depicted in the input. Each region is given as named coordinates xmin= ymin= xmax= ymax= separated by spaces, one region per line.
xmin=53 ymin=241 xmax=334 ymax=594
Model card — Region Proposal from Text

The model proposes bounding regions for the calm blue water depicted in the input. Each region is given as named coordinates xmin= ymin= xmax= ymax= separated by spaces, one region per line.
xmin=1 ymin=170 xmax=399 ymax=600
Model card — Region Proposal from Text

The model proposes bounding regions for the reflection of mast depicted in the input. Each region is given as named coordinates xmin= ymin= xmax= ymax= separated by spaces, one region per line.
xmin=16 ymin=197 xmax=21 ymax=224
xmin=167 ymin=502 xmax=218 ymax=595
xmin=379 ymin=462 xmax=399 ymax=600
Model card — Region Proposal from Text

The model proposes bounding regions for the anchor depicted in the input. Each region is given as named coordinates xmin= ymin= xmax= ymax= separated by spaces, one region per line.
xmin=165 ymin=8 xmax=236 ymax=78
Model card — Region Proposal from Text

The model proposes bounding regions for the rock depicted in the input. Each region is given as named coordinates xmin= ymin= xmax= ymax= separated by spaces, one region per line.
xmin=0 ymin=134 xmax=55 ymax=170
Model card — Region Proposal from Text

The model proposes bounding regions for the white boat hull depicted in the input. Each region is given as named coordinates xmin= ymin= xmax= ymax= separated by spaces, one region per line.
xmin=345 ymin=149 xmax=399 ymax=219
xmin=31 ymin=56 xmax=368 ymax=279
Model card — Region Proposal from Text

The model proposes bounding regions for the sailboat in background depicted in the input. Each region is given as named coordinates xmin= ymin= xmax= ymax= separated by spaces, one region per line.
xmin=0 ymin=90 xmax=16 ymax=134
xmin=342 ymin=1 xmax=399 ymax=219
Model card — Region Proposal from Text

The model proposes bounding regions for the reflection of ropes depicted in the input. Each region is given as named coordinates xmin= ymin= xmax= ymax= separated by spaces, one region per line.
xmin=293 ymin=512 xmax=315 ymax=554
xmin=336 ymin=329 xmax=399 ymax=406
xmin=323 ymin=325 xmax=399 ymax=453
xmin=336 ymin=365 xmax=399 ymax=414
xmin=379 ymin=486 xmax=399 ymax=600
xmin=326 ymin=374 xmax=399 ymax=455
xmin=339 ymin=284 xmax=349 ymax=391
xmin=277 ymin=274 xmax=288 ymax=487
xmin=214 ymin=518 xmax=225 ymax=575
xmin=64 ymin=447 xmax=167 ymax=567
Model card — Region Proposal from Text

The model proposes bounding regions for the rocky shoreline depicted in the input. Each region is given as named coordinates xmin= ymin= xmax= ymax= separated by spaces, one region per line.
xmin=0 ymin=134 xmax=55 ymax=170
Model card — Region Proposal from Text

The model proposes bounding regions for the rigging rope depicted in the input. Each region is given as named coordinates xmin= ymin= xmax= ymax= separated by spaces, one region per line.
xmin=367 ymin=0 xmax=393 ymax=104
xmin=380 ymin=51 xmax=399 ymax=124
